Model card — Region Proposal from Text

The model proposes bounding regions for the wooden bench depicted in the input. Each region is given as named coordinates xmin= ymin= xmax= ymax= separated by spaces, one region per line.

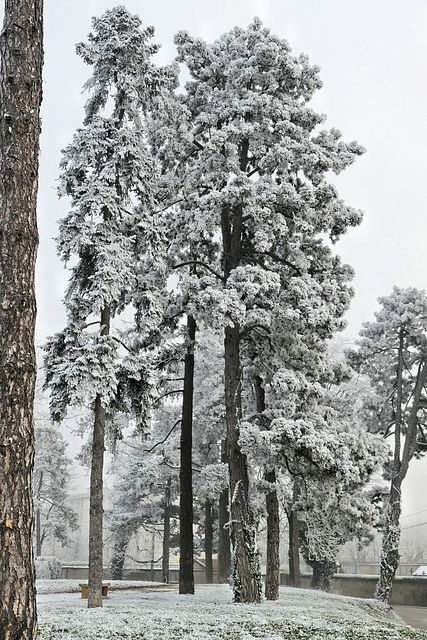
xmin=79 ymin=583 xmax=111 ymax=599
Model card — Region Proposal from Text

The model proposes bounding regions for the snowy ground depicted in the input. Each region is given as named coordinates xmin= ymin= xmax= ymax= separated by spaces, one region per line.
xmin=36 ymin=582 xmax=427 ymax=639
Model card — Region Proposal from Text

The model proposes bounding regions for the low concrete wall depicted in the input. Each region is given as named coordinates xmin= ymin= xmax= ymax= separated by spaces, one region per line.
xmin=280 ymin=573 xmax=427 ymax=606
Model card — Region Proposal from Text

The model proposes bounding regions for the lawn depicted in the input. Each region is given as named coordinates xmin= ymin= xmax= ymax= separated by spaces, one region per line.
xmin=36 ymin=582 xmax=427 ymax=639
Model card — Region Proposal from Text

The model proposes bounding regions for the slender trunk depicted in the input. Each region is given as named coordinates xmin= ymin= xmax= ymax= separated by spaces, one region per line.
xmin=375 ymin=338 xmax=427 ymax=603
xmin=110 ymin=528 xmax=130 ymax=580
xmin=254 ymin=374 xmax=280 ymax=600
xmin=217 ymin=439 xmax=231 ymax=584
xmin=179 ymin=314 xmax=196 ymax=594
xmin=204 ymin=500 xmax=214 ymax=583
xmin=88 ymin=305 xmax=110 ymax=608
xmin=0 ymin=1 xmax=43 ymax=637
xmin=36 ymin=509 xmax=42 ymax=557
xmin=162 ymin=478 xmax=171 ymax=584
xmin=265 ymin=469 xmax=280 ymax=600
xmin=288 ymin=477 xmax=301 ymax=588
xmin=150 ymin=531 xmax=155 ymax=582
xmin=311 ymin=562 xmax=322 ymax=589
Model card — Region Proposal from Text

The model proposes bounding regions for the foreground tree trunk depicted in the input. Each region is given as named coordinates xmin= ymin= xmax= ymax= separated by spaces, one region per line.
xmin=88 ymin=305 xmax=110 ymax=608
xmin=288 ymin=477 xmax=301 ymax=588
xmin=179 ymin=315 xmax=196 ymax=594
xmin=0 ymin=1 xmax=43 ymax=637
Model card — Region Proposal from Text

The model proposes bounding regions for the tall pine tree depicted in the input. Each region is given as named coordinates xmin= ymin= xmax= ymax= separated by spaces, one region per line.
xmin=43 ymin=7 xmax=174 ymax=608
xmin=173 ymin=19 xmax=364 ymax=602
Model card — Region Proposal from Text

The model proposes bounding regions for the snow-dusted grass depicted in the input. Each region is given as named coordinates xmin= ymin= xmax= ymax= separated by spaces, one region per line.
xmin=36 ymin=583 xmax=427 ymax=639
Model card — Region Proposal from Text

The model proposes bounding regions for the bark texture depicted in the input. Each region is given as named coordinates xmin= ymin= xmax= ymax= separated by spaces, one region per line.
xmin=222 ymin=193 xmax=262 ymax=603
xmin=88 ymin=305 xmax=110 ymax=608
xmin=179 ymin=315 xmax=196 ymax=594
xmin=0 ymin=1 xmax=43 ymax=637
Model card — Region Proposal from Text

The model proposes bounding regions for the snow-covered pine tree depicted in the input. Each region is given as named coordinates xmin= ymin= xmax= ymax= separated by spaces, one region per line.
xmin=43 ymin=7 xmax=175 ymax=608
xmin=348 ymin=287 xmax=427 ymax=603
xmin=173 ymin=19 xmax=364 ymax=603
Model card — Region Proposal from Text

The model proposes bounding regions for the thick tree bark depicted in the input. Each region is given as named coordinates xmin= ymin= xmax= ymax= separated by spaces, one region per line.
xmin=217 ymin=439 xmax=231 ymax=584
xmin=88 ymin=305 xmax=110 ymax=608
xmin=0 ymin=1 xmax=43 ymax=637
xmin=162 ymin=478 xmax=171 ymax=584
xmin=288 ymin=477 xmax=301 ymax=588
xmin=222 ymin=193 xmax=261 ymax=603
xmin=179 ymin=314 xmax=196 ymax=594
xmin=204 ymin=499 xmax=214 ymax=583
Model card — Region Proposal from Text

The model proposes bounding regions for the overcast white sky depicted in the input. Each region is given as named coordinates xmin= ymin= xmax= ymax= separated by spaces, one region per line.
xmin=3 ymin=1 xmax=427 ymax=516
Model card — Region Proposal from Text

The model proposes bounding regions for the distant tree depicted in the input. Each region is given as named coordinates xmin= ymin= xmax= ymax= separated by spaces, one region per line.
xmin=174 ymin=18 xmax=364 ymax=603
xmin=348 ymin=287 xmax=427 ymax=603
xmin=0 ymin=0 xmax=43 ymax=637
xmin=34 ymin=422 xmax=79 ymax=556
xmin=43 ymin=7 xmax=174 ymax=608
xmin=108 ymin=431 xmax=180 ymax=582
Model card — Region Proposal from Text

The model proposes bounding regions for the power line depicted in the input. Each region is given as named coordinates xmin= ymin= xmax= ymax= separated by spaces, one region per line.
xmin=401 ymin=509 xmax=427 ymax=520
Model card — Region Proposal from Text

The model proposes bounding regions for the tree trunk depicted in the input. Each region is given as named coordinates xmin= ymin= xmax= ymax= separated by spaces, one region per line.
xmin=288 ymin=477 xmax=301 ymax=588
xmin=265 ymin=469 xmax=280 ymax=600
xmin=222 ymin=196 xmax=261 ymax=603
xmin=110 ymin=528 xmax=130 ymax=580
xmin=311 ymin=562 xmax=322 ymax=589
xmin=375 ymin=342 xmax=427 ymax=603
xmin=88 ymin=305 xmax=110 ymax=608
xmin=217 ymin=440 xmax=231 ymax=584
xmin=36 ymin=509 xmax=42 ymax=557
xmin=0 ymin=1 xmax=43 ymax=637
xmin=225 ymin=320 xmax=261 ymax=603
xmin=150 ymin=531 xmax=155 ymax=582
xmin=254 ymin=374 xmax=280 ymax=600
xmin=375 ymin=476 xmax=402 ymax=602
xmin=204 ymin=499 xmax=214 ymax=583
xmin=162 ymin=479 xmax=171 ymax=584
xmin=179 ymin=314 xmax=196 ymax=594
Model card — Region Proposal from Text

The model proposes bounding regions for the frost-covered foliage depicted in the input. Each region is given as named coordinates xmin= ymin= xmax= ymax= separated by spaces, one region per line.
xmin=43 ymin=6 xmax=177 ymax=439
xmin=34 ymin=421 xmax=79 ymax=553
xmin=170 ymin=18 xmax=365 ymax=602
xmin=36 ymin=584 xmax=424 ymax=640
xmin=34 ymin=375 xmax=79 ymax=555
xmin=348 ymin=287 xmax=427 ymax=602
